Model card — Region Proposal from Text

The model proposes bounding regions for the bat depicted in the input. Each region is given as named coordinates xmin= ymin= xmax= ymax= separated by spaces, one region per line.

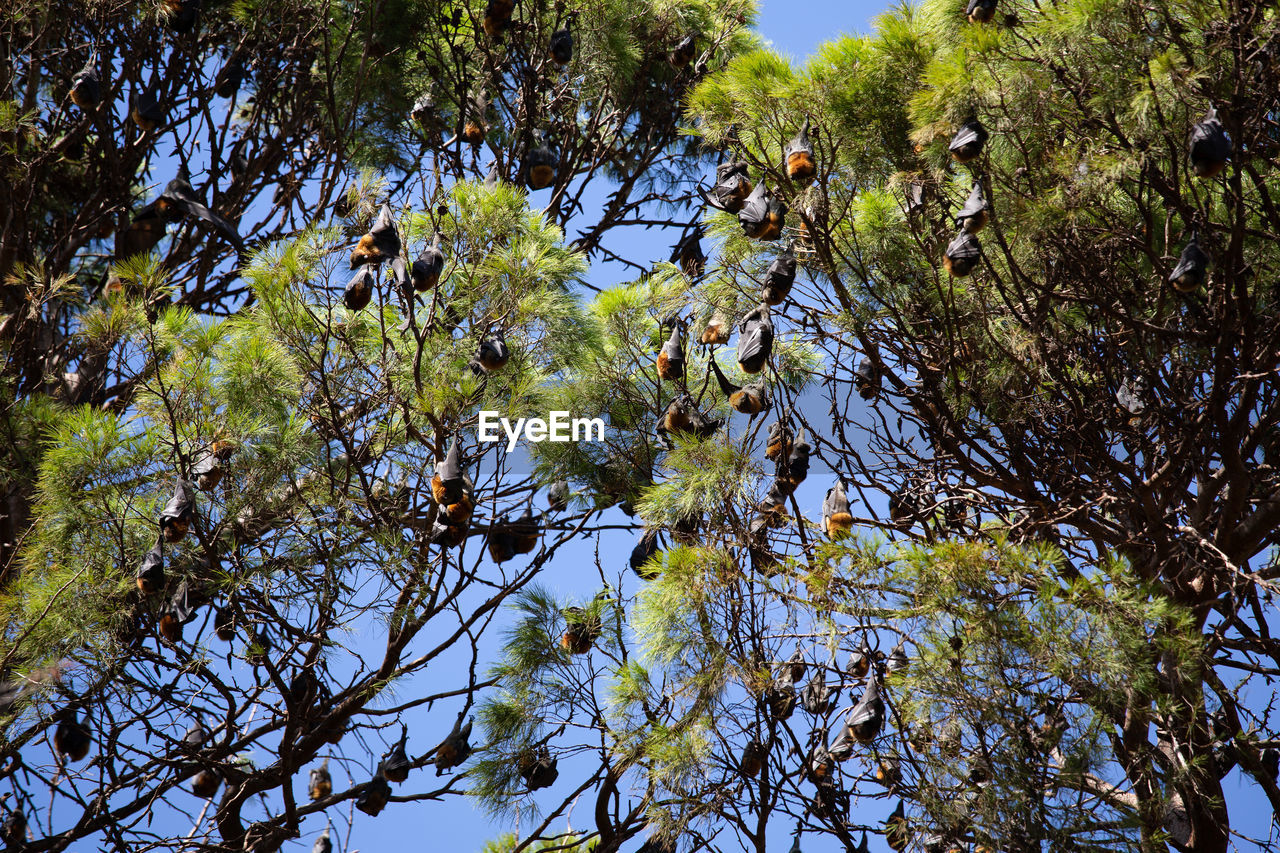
xmin=54 ymin=713 xmax=92 ymax=761
xmin=214 ymin=55 xmax=244 ymax=98
xmin=706 ymin=159 xmax=751 ymax=213
xmin=855 ymin=357 xmax=881 ymax=400
xmin=854 ymin=831 xmax=870 ymax=853
xmin=444 ymin=477 xmax=475 ymax=524
xmin=192 ymin=444 xmax=229 ymax=491
xmin=943 ymin=230 xmax=981 ymax=277
xmin=308 ymin=758 xmax=332 ymax=800
xmin=657 ymin=322 xmax=685 ymax=381
xmin=412 ymin=90 xmax=440 ymax=140
xmin=182 ymin=720 xmax=208 ymax=751
xmin=954 ymin=180 xmax=989 ymax=233
xmin=699 ymin=312 xmax=730 ymax=346
xmin=761 ymin=242 xmax=797 ymax=305
xmin=549 ymin=17 xmax=574 ymax=65
xmin=412 ymin=232 xmax=445 ymax=291
xmin=525 ymin=132 xmax=557 ymax=190
xmin=475 ymin=328 xmax=511 ymax=371
xmin=778 ymin=431 xmax=811 ymax=491
xmin=656 ymin=394 xmax=722 ymax=445
xmin=738 ymin=182 xmax=787 ymax=241
xmin=806 ymin=741 xmax=834 ymax=784
xmin=355 ymin=770 xmax=391 ymax=815
xmin=69 ymin=55 xmax=101 ymax=108
xmin=739 ymin=738 xmax=766 ymax=777
xmin=487 ymin=521 xmax=516 ymax=564
xmin=344 ymin=264 xmax=375 ymax=311
xmin=150 ymin=166 xmax=245 ymax=252
xmin=1189 ymin=106 xmax=1231 ymax=178
xmin=885 ymin=640 xmax=909 ymax=672
xmin=483 ymin=0 xmax=516 ymax=38
xmin=669 ymin=34 xmax=696 ymax=67
xmin=885 ymin=800 xmax=909 ymax=851
xmin=762 ymin=680 xmax=796 ymax=721
xmin=2 ymin=809 xmax=25 ymax=849
xmin=136 ymin=540 xmax=165 ymax=593
xmin=166 ymin=0 xmax=200 ymax=33
xmin=784 ymin=119 xmax=816 ymax=182
xmin=518 ymin=747 xmax=559 ymax=790
xmin=736 ymin=304 xmax=773 ymax=374
xmin=462 ymin=91 xmax=490 ymax=146
xmin=765 ymin=420 xmax=792 ymax=462
xmin=847 ymin=639 xmax=872 ymax=679
xmin=966 ymin=0 xmax=997 ymax=23
xmin=159 ymin=580 xmax=195 ymax=643
xmin=822 ymin=479 xmax=853 ymax=539
xmin=710 ymin=359 xmax=768 ymax=416
xmin=433 ymin=715 xmax=473 ymax=775
xmin=287 ymin=670 xmax=319 ymax=708
xmin=561 ymin=605 xmax=601 ymax=653
xmin=159 ymin=479 xmax=195 ymax=543
xmin=630 ymin=531 xmax=661 ymax=579
xmin=905 ymin=181 xmax=926 ymax=217
xmin=351 ymin=204 xmax=400 ymax=269
xmin=801 ymin=672 xmax=838 ymax=715
xmin=509 ymin=504 xmax=540 ymax=554
xmin=847 ymin=676 xmax=884 ymax=742
xmin=131 ymin=88 xmax=164 ymax=132
xmin=432 ymin=438 xmax=466 ymax=505
xmin=381 ymin=726 xmax=411 ymax=783
xmin=948 ymin=119 xmax=988 ymax=163
xmin=192 ymin=767 xmax=222 ymax=798
xmin=389 ymin=256 xmax=411 ymax=303
xmin=214 ymin=603 xmax=235 ymax=641
xmin=671 ymin=228 xmax=706 ymax=278
xmin=785 ymin=648 xmax=807 ymax=683
xmin=1169 ymin=230 xmax=1209 ymax=291
xmin=875 ymin=758 xmax=900 ymax=787
xmin=546 ymin=480 xmax=569 ymax=512
xmin=312 ymin=828 xmax=332 ymax=853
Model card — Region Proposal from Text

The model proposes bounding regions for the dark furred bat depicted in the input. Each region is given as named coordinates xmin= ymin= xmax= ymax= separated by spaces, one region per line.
xmin=381 ymin=726 xmax=411 ymax=783
xmin=855 ymin=357 xmax=882 ymax=400
xmin=192 ymin=767 xmax=222 ymax=798
xmin=707 ymin=160 xmax=751 ymax=213
xmin=943 ymin=230 xmax=981 ymax=277
xmin=738 ymin=182 xmax=787 ymax=241
xmin=761 ymin=242 xmax=797 ymax=305
xmin=136 ymin=540 xmax=165 ymax=593
xmin=509 ymin=505 xmax=539 ymax=554
xmin=546 ymin=480 xmax=569 ymax=512
xmin=669 ymin=34 xmax=696 ymax=67
xmin=739 ymin=738 xmax=766 ymax=777
xmin=847 ymin=639 xmax=872 ymax=679
xmin=710 ymin=359 xmax=768 ymax=416
xmin=1189 ymin=106 xmax=1230 ymax=178
xmin=312 ymin=828 xmax=332 ymax=853
xmin=524 ymin=133 xmax=557 ymax=190
xmin=159 ymin=580 xmax=195 ymax=643
xmin=671 ymin=228 xmax=706 ymax=278
xmin=159 ymin=479 xmax=196 ymax=543
xmin=55 ymin=713 xmax=92 ymax=761
xmin=630 ymin=531 xmax=661 ymax=579
xmin=131 ymin=88 xmax=164 ymax=132
xmin=549 ymin=18 xmax=574 ymax=65
xmin=344 ymin=264 xmax=375 ymax=311
xmin=948 ymin=119 xmax=988 ymax=163
xmin=801 ymin=672 xmax=838 ymax=715
xmin=518 ymin=747 xmax=559 ymax=790
xmin=69 ymin=55 xmax=101 ymax=108
xmin=762 ymin=680 xmax=796 ymax=721
xmin=412 ymin=233 xmax=445 ymax=291
xmin=1169 ymin=231 xmax=1209 ymax=291
xmin=355 ymin=770 xmax=391 ymax=815
xmin=433 ymin=715 xmax=473 ymax=775
xmin=886 ymin=800 xmax=909 ymax=851
xmin=847 ymin=676 xmax=885 ymax=743
xmin=954 ymin=181 xmax=989 ymax=233
xmin=966 ymin=0 xmax=996 ymax=23
xmin=145 ymin=166 xmax=245 ymax=253
xmin=475 ymin=328 xmax=510 ymax=371
xmin=784 ymin=119 xmax=816 ymax=182
xmin=736 ymin=304 xmax=773 ymax=374
xmin=350 ymin=204 xmax=400 ymax=268
xmin=483 ymin=0 xmax=516 ymax=38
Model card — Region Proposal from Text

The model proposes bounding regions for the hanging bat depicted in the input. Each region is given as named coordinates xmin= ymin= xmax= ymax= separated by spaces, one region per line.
xmin=761 ymin=242 xmax=797 ymax=305
xmin=855 ymin=357 xmax=882 ymax=400
xmin=904 ymin=181 xmax=926 ymax=217
xmin=669 ymin=34 xmax=696 ymax=67
xmin=783 ymin=648 xmax=807 ymax=683
xmin=885 ymin=800 xmax=909 ymax=851
xmin=806 ymin=741 xmax=835 ymax=784
xmin=487 ymin=521 xmax=516 ymax=564
xmin=736 ymin=304 xmax=773 ymax=374
xmin=432 ymin=438 xmax=466 ymax=505
xmin=214 ymin=55 xmax=244 ymax=98
xmin=166 ymin=0 xmax=200 ymax=33
xmin=412 ymin=232 xmax=445 ymax=291
xmin=739 ymin=738 xmax=766 ymax=777
xmin=784 ymin=119 xmax=816 ymax=182
xmin=149 ymin=166 xmax=246 ymax=253
xmin=308 ymin=758 xmax=332 ymax=800
xmin=885 ymin=640 xmax=909 ymax=672
xmin=549 ymin=17 xmax=574 ymax=65
xmin=193 ymin=448 xmax=225 ymax=491
xmin=524 ymin=132 xmax=557 ymax=190
xmin=966 ymin=0 xmax=997 ymax=23
xmin=847 ymin=639 xmax=872 ymax=679
xmin=561 ymin=605 xmax=602 ymax=653
xmin=344 ymin=264 xmax=375 ymax=311
xmin=509 ymin=504 xmax=540 ymax=554
xmin=738 ymin=182 xmax=787 ymax=241
xmin=847 ymin=675 xmax=884 ymax=743
xmin=656 ymin=394 xmax=722 ymax=446
xmin=954 ymin=181 xmax=989 ymax=233
xmin=801 ymin=672 xmax=838 ymax=715
xmin=192 ymin=767 xmax=222 ymax=798
xmin=518 ymin=747 xmax=559 ymax=790
xmin=381 ymin=726 xmax=411 ymax=783
xmin=1189 ymin=106 xmax=1231 ymax=178
xmin=54 ymin=712 xmax=92 ymax=761
xmin=710 ymin=359 xmax=769 ymax=416
xmin=444 ymin=477 xmax=475 ymax=524
xmin=214 ymin=603 xmax=235 ymax=641
xmin=2 ymin=809 xmax=25 ymax=849
xmin=312 ymin=828 xmax=332 ymax=853
xmin=765 ymin=419 xmax=792 ymax=462
xmin=136 ymin=540 xmax=165 ymax=593
xmin=671 ymin=228 xmax=706 ymax=278
xmin=475 ymin=328 xmax=510 ymax=371
xmin=483 ymin=0 xmax=516 ymax=38
xmin=630 ymin=531 xmax=661 ymax=579
xmin=875 ymin=758 xmax=901 ymax=788
xmin=182 ymin=719 xmax=208 ymax=751
xmin=69 ymin=54 xmax=101 ymax=108
xmin=546 ymin=480 xmax=570 ymax=512
xmin=706 ymin=159 xmax=752 ymax=213
xmin=350 ymin=204 xmax=400 ymax=268
xmin=822 ymin=479 xmax=854 ymax=539
xmin=430 ymin=515 xmax=468 ymax=549
xmin=131 ymin=88 xmax=164 ymax=131
xmin=778 ymin=430 xmax=811 ymax=491
xmin=943 ymin=230 xmax=981 ymax=277
xmin=657 ymin=322 xmax=685 ymax=381
xmin=159 ymin=579 xmax=195 ymax=643
xmin=355 ymin=770 xmax=391 ymax=815
xmin=948 ymin=119 xmax=988 ymax=163
xmin=699 ymin=312 xmax=730 ymax=346
xmin=287 ymin=669 xmax=319 ymax=708
xmin=1169 ymin=230 xmax=1209 ymax=291
xmin=433 ymin=715 xmax=473 ymax=775
xmin=159 ymin=479 xmax=195 ymax=543
xmin=762 ymin=680 xmax=796 ymax=721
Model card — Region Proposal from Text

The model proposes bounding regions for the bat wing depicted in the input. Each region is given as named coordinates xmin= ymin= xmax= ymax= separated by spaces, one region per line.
xmin=956 ymin=183 xmax=987 ymax=220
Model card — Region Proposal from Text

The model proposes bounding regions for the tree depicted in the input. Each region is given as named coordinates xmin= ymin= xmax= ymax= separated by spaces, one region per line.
xmin=0 ymin=0 xmax=754 ymax=850
xmin=468 ymin=0 xmax=1280 ymax=851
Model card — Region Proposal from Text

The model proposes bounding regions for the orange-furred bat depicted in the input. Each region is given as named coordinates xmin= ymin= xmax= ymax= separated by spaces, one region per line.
xmin=1169 ymin=231 xmax=1209 ymax=291
xmin=350 ymin=204 xmax=400 ymax=268
xmin=710 ymin=358 xmax=768 ymax=416
xmin=736 ymin=304 xmax=773 ymax=374
xmin=761 ymin=242 xmax=797 ymax=305
xmin=954 ymin=181 xmax=989 ymax=233
xmin=943 ymin=230 xmax=981 ymax=277
xmin=738 ymin=182 xmax=787 ymax=241
xmin=783 ymin=119 xmax=816 ymax=182
xmin=656 ymin=322 xmax=685 ymax=381
xmin=948 ymin=119 xmax=988 ymax=163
